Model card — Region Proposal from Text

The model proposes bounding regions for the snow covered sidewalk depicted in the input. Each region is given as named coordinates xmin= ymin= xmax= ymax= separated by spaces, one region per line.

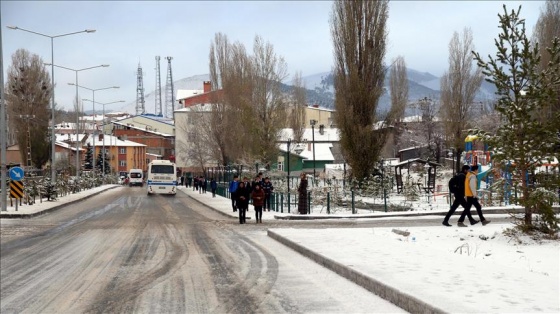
xmin=269 ymin=226 xmax=559 ymax=313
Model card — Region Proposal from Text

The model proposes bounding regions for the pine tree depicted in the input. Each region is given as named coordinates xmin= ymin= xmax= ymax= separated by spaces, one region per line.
xmin=473 ymin=5 xmax=560 ymax=232
xmin=96 ymin=151 xmax=111 ymax=174
xmin=84 ymin=143 xmax=93 ymax=170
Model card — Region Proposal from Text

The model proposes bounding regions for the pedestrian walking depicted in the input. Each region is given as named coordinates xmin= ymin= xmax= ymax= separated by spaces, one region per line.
xmin=236 ymin=182 xmax=250 ymax=224
xmin=210 ymin=178 xmax=217 ymax=197
xmin=297 ymin=173 xmax=308 ymax=215
xmin=442 ymin=165 xmax=478 ymax=227
xmin=262 ymin=177 xmax=274 ymax=211
xmin=193 ymin=177 xmax=199 ymax=191
xmin=252 ymin=184 xmax=265 ymax=223
xmin=180 ymin=174 xmax=184 ymax=186
xmin=200 ymin=176 xmax=207 ymax=194
xmin=459 ymin=165 xmax=491 ymax=226
xmin=229 ymin=175 xmax=240 ymax=212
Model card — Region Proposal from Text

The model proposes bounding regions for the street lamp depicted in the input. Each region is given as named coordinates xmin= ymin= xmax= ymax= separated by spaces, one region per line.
xmin=448 ymin=150 xmax=455 ymax=173
xmin=424 ymin=162 xmax=432 ymax=210
xmin=45 ymin=63 xmax=109 ymax=177
xmin=82 ymin=99 xmax=124 ymax=176
xmin=70 ymin=84 xmax=118 ymax=173
xmin=310 ymin=119 xmax=317 ymax=185
xmin=285 ymin=138 xmax=305 ymax=191
xmin=380 ymin=158 xmax=387 ymax=212
xmin=7 ymin=26 xmax=95 ymax=184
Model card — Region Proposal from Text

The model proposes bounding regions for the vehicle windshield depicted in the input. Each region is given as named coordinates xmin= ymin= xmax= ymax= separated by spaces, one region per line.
xmin=151 ymin=165 xmax=174 ymax=174
xmin=130 ymin=173 xmax=142 ymax=178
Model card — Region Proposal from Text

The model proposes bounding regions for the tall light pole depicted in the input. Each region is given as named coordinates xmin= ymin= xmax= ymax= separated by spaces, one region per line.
xmin=1 ymin=21 xmax=7 ymax=212
xmin=70 ymin=84 xmax=118 ymax=173
xmin=83 ymin=99 xmax=124 ymax=176
xmin=310 ymin=119 xmax=317 ymax=184
xmin=45 ymin=63 xmax=109 ymax=177
xmin=7 ymin=26 xmax=95 ymax=184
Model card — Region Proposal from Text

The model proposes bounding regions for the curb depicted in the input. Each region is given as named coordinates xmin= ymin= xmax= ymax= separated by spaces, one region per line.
xmin=267 ymin=229 xmax=446 ymax=314
xmin=0 ymin=186 xmax=120 ymax=219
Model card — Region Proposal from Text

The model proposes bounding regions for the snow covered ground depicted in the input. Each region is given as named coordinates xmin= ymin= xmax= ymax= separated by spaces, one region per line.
xmin=2 ymin=184 xmax=558 ymax=313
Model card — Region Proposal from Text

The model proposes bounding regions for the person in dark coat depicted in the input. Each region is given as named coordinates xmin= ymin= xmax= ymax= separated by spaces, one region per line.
xmin=236 ymin=182 xmax=250 ymax=224
xmin=193 ymin=177 xmax=198 ymax=191
xmin=251 ymin=184 xmax=265 ymax=223
xmin=262 ymin=177 xmax=274 ymax=211
xmin=200 ymin=176 xmax=207 ymax=194
xmin=210 ymin=178 xmax=217 ymax=197
xmin=297 ymin=173 xmax=308 ymax=215
xmin=442 ymin=165 xmax=478 ymax=226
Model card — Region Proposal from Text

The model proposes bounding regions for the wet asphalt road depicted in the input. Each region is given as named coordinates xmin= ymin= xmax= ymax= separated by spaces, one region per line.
xmin=0 ymin=187 xmax=405 ymax=314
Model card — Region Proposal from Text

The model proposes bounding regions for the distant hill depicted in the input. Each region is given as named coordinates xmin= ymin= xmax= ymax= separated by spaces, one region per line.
xmin=116 ymin=68 xmax=497 ymax=115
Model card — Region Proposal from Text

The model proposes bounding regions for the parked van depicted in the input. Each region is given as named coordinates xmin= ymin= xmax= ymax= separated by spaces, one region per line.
xmin=128 ymin=169 xmax=144 ymax=187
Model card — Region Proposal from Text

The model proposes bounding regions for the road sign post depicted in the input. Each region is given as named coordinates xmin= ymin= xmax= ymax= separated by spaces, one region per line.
xmin=9 ymin=166 xmax=24 ymax=181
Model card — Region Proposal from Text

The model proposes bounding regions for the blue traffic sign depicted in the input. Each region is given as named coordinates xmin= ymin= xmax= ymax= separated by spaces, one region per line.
xmin=9 ymin=167 xmax=24 ymax=181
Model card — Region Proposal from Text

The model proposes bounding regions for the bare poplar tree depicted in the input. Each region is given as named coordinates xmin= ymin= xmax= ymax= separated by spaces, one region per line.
xmin=389 ymin=56 xmax=408 ymax=123
xmin=330 ymin=0 xmax=390 ymax=180
xmin=439 ymin=28 xmax=483 ymax=172
xmin=5 ymin=49 xmax=52 ymax=168
xmin=208 ymin=33 xmax=239 ymax=166
xmin=533 ymin=0 xmax=560 ymax=128
xmin=290 ymin=71 xmax=306 ymax=142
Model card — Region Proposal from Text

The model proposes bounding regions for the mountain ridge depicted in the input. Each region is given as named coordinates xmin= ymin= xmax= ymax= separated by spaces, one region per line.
xmin=117 ymin=68 xmax=497 ymax=115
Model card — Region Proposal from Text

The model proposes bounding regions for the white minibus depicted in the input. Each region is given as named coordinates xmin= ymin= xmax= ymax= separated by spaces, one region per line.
xmin=128 ymin=169 xmax=144 ymax=187
xmin=146 ymin=160 xmax=177 ymax=195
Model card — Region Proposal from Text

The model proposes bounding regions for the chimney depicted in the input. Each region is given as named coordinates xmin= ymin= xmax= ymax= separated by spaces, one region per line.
xmin=313 ymin=104 xmax=319 ymax=108
xmin=203 ymin=81 xmax=211 ymax=93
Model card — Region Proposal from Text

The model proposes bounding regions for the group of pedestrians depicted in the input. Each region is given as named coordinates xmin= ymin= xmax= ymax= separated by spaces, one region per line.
xmin=228 ymin=173 xmax=275 ymax=224
xmin=442 ymin=164 xmax=491 ymax=227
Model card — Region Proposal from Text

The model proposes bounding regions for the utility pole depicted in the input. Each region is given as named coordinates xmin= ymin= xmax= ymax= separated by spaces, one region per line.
xmin=0 ymin=14 xmax=7 ymax=211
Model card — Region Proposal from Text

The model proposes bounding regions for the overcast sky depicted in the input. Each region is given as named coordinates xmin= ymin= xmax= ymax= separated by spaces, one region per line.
xmin=2 ymin=1 xmax=546 ymax=112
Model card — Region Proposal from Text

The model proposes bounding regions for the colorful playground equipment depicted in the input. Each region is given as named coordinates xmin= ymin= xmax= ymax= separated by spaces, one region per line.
xmin=464 ymin=135 xmax=491 ymax=166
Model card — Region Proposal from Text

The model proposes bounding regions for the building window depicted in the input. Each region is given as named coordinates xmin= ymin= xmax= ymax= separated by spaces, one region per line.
xmin=277 ymin=161 xmax=284 ymax=171
xmin=119 ymin=147 xmax=126 ymax=154
xmin=119 ymin=160 xmax=127 ymax=167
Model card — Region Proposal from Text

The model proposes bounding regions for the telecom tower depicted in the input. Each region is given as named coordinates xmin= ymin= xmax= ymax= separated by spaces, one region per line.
xmin=155 ymin=56 xmax=163 ymax=116
xmin=165 ymin=56 xmax=174 ymax=118
xmin=136 ymin=62 xmax=146 ymax=115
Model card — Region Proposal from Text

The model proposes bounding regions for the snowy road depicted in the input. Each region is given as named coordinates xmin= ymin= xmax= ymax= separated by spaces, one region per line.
xmin=0 ymin=188 xmax=403 ymax=313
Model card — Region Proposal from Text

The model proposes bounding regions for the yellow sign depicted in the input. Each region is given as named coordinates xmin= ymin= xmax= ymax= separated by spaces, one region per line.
xmin=10 ymin=180 xmax=24 ymax=199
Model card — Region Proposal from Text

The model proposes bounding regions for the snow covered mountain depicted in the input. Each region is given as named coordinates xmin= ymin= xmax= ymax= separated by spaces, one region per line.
xmin=115 ymin=68 xmax=497 ymax=115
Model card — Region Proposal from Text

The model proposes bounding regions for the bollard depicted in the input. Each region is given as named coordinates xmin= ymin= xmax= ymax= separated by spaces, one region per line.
xmin=308 ymin=191 xmax=311 ymax=214
xmin=280 ymin=194 xmax=284 ymax=213
xmin=287 ymin=192 xmax=291 ymax=213
xmin=351 ymin=190 xmax=355 ymax=214
xmin=327 ymin=191 xmax=330 ymax=214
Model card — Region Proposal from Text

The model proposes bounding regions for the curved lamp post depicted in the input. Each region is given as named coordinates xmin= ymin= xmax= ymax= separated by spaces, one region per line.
xmin=7 ymin=26 xmax=95 ymax=184
xmin=82 ymin=99 xmax=124 ymax=176
xmin=70 ymin=84 xmax=118 ymax=172
xmin=45 ymin=63 xmax=109 ymax=177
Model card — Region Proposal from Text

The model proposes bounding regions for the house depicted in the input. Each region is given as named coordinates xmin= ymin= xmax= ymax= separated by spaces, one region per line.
xmin=111 ymin=119 xmax=175 ymax=161
xmin=84 ymin=134 xmax=147 ymax=173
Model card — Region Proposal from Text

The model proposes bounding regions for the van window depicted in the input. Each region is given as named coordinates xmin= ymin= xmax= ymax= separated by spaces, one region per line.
xmin=130 ymin=172 xmax=142 ymax=178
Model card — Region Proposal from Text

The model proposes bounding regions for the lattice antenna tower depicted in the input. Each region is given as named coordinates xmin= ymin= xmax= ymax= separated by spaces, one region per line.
xmin=165 ymin=56 xmax=175 ymax=118
xmin=155 ymin=56 xmax=163 ymax=116
xmin=136 ymin=62 xmax=146 ymax=115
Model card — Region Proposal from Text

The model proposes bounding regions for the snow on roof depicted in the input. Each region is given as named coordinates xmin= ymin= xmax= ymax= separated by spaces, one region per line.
xmin=278 ymin=128 xmax=340 ymax=142
xmin=177 ymin=89 xmax=204 ymax=100
xmin=84 ymin=134 xmax=146 ymax=147
xmin=111 ymin=120 xmax=174 ymax=137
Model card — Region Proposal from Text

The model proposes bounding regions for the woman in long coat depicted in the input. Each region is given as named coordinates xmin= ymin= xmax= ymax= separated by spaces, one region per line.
xmin=297 ymin=173 xmax=308 ymax=214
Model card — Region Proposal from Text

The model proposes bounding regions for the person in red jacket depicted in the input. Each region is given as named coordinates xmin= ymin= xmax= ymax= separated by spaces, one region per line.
xmin=251 ymin=184 xmax=265 ymax=223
